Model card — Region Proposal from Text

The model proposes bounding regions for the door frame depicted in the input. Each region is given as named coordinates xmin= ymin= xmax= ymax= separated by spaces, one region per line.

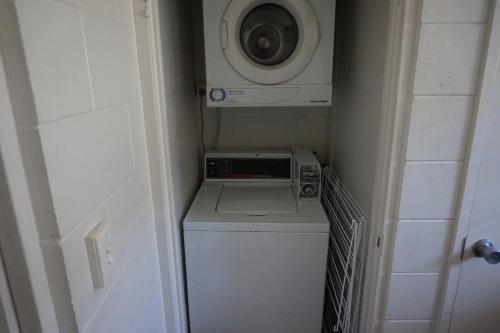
xmin=436 ymin=1 xmax=500 ymax=331
xmin=136 ymin=0 xmax=425 ymax=332
xmin=132 ymin=0 xmax=189 ymax=332
xmin=359 ymin=0 xmax=423 ymax=331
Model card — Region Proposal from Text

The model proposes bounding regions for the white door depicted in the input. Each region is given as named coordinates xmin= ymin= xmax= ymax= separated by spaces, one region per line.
xmin=448 ymin=3 xmax=500 ymax=332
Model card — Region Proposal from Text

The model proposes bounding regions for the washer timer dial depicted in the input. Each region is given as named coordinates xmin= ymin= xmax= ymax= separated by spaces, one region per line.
xmin=209 ymin=88 xmax=226 ymax=102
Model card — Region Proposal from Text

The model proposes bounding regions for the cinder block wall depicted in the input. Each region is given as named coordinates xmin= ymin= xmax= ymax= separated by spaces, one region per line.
xmin=382 ymin=1 xmax=489 ymax=332
xmin=1 ymin=0 xmax=169 ymax=331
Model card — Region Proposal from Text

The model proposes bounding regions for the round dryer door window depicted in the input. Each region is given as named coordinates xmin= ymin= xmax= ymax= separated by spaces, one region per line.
xmin=222 ymin=0 xmax=319 ymax=85
xmin=240 ymin=4 xmax=299 ymax=66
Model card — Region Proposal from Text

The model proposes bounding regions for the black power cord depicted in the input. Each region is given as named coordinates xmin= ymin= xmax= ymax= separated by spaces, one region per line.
xmin=198 ymin=89 xmax=207 ymax=153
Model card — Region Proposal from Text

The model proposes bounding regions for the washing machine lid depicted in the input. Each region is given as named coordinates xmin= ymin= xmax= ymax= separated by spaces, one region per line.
xmin=216 ymin=184 xmax=297 ymax=214
xmin=184 ymin=182 xmax=329 ymax=233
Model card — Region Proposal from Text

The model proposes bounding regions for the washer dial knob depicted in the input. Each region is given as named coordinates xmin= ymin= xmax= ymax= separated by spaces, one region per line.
xmin=209 ymin=88 xmax=226 ymax=102
xmin=302 ymin=184 xmax=315 ymax=196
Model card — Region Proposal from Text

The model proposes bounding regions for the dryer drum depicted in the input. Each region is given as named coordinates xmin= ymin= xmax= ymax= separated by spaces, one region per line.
xmin=240 ymin=4 xmax=299 ymax=66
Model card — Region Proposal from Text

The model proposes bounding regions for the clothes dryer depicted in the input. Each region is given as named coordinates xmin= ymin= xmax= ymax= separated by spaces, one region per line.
xmin=202 ymin=0 xmax=336 ymax=107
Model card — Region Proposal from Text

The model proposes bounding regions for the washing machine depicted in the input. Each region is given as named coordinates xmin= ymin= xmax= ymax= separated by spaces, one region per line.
xmin=202 ymin=0 xmax=336 ymax=107
xmin=183 ymin=150 xmax=329 ymax=333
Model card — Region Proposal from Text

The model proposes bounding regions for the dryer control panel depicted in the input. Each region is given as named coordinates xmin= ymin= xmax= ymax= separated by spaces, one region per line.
xmin=205 ymin=152 xmax=292 ymax=181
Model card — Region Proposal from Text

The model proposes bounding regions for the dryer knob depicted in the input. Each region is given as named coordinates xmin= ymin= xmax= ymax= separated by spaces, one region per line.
xmin=209 ymin=88 xmax=226 ymax=102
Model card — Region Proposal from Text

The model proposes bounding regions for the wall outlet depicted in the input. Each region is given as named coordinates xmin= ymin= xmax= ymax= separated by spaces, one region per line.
xmin=195 ymin=83 xmax=206 ymax=97
xmin=85 ymin=221 xmax=114 ymax=289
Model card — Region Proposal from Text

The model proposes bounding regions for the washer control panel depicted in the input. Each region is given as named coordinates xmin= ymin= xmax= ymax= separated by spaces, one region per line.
xmin=298 ymin=165 xmax=321 ymax=200
xmin=205 ymin=152 xmax=292 ymax=180
xmin=293 ymin=149 xmax=322 ymax=200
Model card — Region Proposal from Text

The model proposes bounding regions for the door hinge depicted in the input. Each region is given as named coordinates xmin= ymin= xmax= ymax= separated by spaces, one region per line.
xmin=376 ymin=235 xmax=383 ymax=249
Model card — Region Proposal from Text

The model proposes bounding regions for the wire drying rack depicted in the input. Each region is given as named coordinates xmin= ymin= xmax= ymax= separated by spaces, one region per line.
xmin=321 ymin=167 xmax=369 ymax=333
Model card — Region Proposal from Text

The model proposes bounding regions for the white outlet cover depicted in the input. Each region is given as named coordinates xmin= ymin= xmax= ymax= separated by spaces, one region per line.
xmin=85 ymin=221 xmax=113 ymax=289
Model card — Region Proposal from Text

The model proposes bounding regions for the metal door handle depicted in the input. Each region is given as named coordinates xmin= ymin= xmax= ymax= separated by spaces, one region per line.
xmin=472 ymin=239 xmax=500 ymax=265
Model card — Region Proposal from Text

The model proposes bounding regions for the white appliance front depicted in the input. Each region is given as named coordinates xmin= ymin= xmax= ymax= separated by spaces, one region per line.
xmin=184 ymin=229 xmax=328 ymax=333
xmin=203 ymin=0 xmax=335 ymax=107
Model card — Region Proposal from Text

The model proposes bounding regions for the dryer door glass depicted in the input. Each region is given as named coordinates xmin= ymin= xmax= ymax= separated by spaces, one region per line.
xmin=240 ymin=4 xmax=299 ymax=66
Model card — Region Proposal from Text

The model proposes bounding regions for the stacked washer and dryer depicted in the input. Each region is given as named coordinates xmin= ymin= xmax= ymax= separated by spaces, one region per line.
xmin=184 ymin=1 xmax=336 ymax=332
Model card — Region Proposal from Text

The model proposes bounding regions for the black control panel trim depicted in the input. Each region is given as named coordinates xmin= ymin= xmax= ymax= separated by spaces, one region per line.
xmin=206 ymin=157 xmax=291 ymax=180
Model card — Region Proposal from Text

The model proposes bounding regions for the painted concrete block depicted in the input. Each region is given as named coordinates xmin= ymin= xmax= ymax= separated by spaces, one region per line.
xmin=83 ymin=229 xmax=158 ymax=333
xmin=132 ymin=271 xmax=166 ymax=333
xmin=64 ymin=0 xmax=117 ymax=20
xmin=385 ymin=273 xmax=441 ymax=320
xmin=16 ymin=0 xmax=92 ymax=122
xmin=406 ymin=97 xmax=472 ymax=161
xmin=117 ymin=0 xmax=134 ymax=26
xmin=392 ymin=221 xmax=450 ymax=272
xmin=39 ymin=105 xmax=134 ymax=236
xmin=414 ymin=24 xmax=485 ymax=95
xmin=422 ymin=0 xmax=489 ymax=23
xmin=83 ymin=13 xmax=140 ymax=108
xmin=399 ymin=162 xmax=462 ymax=219
xmin=383 ymin=320 xmax=434 ymax=333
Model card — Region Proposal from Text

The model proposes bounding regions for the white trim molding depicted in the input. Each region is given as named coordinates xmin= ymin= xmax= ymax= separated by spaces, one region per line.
xmin=132 ymin=1 xmax=189 ymax=332
xmin=365 ymin=0 xmax=424 ymax=331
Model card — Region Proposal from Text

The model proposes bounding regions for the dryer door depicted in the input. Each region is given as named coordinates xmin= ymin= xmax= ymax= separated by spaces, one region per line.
xmin=222 ymin=0 xmax=319 ymax=85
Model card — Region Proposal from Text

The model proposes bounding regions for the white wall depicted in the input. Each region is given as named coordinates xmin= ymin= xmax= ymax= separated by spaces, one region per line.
xmin=158 ymin=0 xmax=201 ymax=226
xmin=381 ymin=1 xmax=489 ymax=332
xmin=330 ymin=0 xmax=390 ymax=213
xmin=1 ymin=0 xmax=166 ymax=332
xmin=203 ymin=107 xmax=331 ymax=162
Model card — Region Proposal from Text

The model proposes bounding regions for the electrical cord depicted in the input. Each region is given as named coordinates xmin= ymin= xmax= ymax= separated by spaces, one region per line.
xmin=213 ymin=107 xmax=221 ymax=149
xmin=198 ymin=90 xmax=206 ymax=153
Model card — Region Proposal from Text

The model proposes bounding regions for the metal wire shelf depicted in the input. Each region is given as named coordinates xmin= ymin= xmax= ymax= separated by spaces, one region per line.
xmin=321 ymin=167 xmax=369 ymax=333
